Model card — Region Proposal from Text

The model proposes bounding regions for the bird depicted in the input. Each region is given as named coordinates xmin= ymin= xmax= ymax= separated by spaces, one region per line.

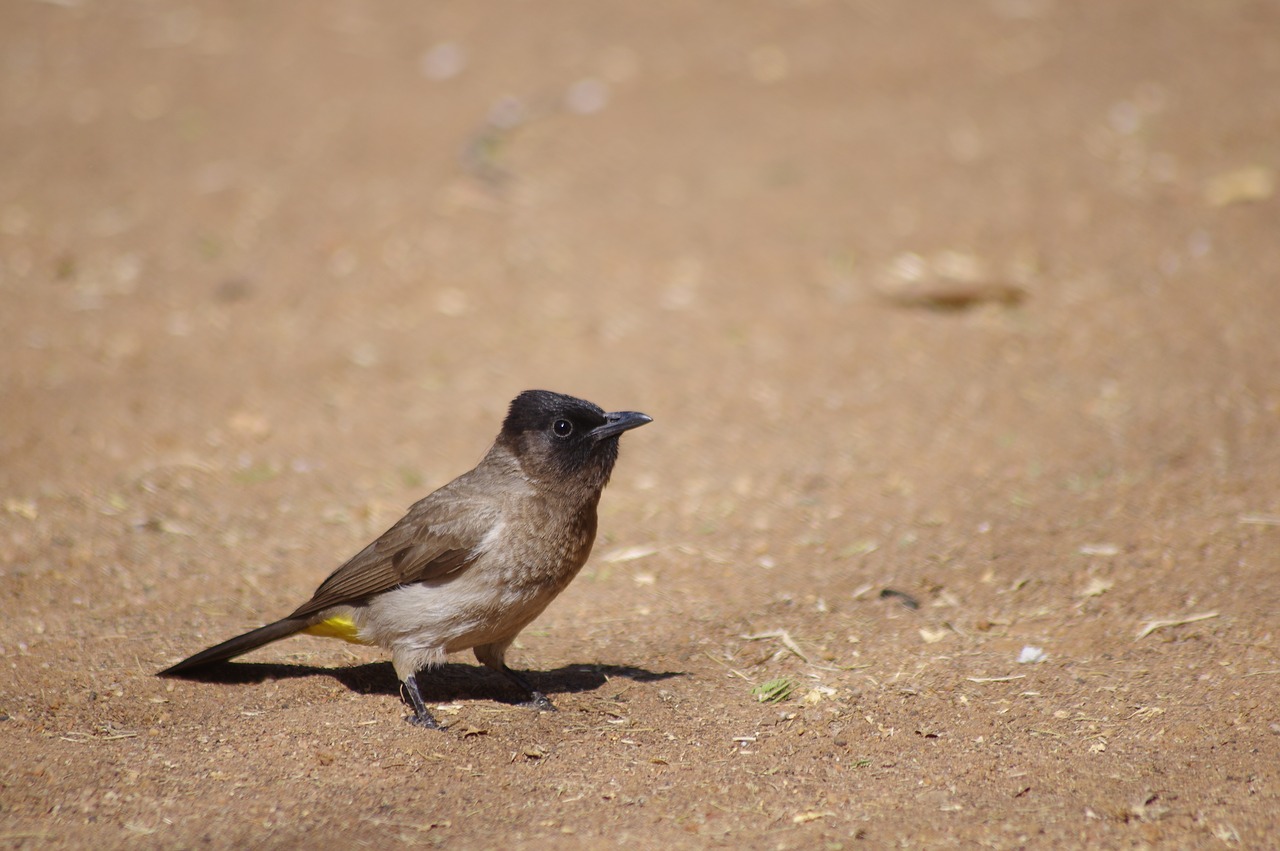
xmin=158 ymin=389 xmax=652 ymax=728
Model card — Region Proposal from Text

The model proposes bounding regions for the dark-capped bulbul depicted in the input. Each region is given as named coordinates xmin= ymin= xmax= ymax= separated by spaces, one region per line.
xmin=158 ymin=390 xmax=652 ymax=728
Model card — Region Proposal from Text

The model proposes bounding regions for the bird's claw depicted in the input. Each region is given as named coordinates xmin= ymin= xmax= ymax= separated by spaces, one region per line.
xmin=406 ymin=711 xmax=443 ymax=729
xmin=523 ymin=690 xmax=557 ymax=712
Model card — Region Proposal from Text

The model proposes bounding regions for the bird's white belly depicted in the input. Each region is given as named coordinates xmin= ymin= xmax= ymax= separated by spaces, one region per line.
xmin=352 ymin=570 xmax=557 ymax=666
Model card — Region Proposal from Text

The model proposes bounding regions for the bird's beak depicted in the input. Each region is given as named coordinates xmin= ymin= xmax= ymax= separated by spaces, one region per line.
xmin=590 ymin=411 xmax=653 ymax=441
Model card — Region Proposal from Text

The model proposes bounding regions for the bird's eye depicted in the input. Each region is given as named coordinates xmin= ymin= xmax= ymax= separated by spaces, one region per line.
xmin=552 ymin=419 xmax=574 ymax=438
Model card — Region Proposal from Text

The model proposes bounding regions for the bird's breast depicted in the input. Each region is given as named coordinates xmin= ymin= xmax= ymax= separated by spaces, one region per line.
xmin=484 ymin=496 xmax=599 ymax=592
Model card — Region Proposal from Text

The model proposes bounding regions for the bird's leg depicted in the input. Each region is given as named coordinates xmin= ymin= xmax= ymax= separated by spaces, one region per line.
xmin=498 ymin=664 xmax=557 ymax=712
xmin=474 ymin=641 xmax=556 ymax=711
xmin=400 ymin=671 xmax=442 ymax=728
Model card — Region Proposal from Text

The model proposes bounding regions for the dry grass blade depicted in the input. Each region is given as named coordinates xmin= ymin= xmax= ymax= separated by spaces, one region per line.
xmin=966 ymin=675 xmax=1026 ymax=683
xmin=1135 ymin=611 xmax=1219 ymax=640
xmin=740 ymin=630 xmax=811 ymax=662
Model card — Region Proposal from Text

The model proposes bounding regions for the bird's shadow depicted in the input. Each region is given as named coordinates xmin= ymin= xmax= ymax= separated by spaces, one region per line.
xmin=166 ymin=659 xmax=685 ymax=705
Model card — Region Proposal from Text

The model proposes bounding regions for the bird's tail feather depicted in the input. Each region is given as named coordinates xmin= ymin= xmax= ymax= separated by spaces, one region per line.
xmin=157 ymin=618 xmax=310 ymax=676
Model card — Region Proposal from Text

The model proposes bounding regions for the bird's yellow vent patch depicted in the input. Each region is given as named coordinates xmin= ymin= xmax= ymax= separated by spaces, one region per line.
xmin=302 ymin=615 xmax=367 ymax=645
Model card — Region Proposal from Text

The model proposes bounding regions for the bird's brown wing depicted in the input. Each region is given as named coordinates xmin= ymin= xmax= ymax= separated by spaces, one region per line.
xmin=286 ymin=485 xmax=498 ymax=620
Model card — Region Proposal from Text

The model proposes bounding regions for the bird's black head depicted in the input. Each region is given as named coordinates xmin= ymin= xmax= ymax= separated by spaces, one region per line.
xmin=498 ymin=390 xmax=652 ymax=492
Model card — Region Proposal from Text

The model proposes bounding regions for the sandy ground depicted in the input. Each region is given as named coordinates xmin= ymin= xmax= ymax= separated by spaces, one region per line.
xmin=3 ymin=1 xmax=1279 ymax=848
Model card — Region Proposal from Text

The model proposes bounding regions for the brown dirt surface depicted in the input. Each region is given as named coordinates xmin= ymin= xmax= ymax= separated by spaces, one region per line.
xmin=3 ymin=1 xmax=1279 ymax=848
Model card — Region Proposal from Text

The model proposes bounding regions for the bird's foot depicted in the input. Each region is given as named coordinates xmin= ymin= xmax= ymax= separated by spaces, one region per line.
xmin=522 ymin=690 xmax=557 ymax=712
xmin=401 ymin=672 xmax=444 ymax=730
xmin=406 ymin=710 xmax=443 ymax=729
xmin=494 ymin=665 xmax=557 ymax=712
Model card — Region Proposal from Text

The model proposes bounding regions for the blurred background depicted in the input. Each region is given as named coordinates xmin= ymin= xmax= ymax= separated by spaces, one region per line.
xmin=2 ymin=0 xmax=1278 ymax=846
